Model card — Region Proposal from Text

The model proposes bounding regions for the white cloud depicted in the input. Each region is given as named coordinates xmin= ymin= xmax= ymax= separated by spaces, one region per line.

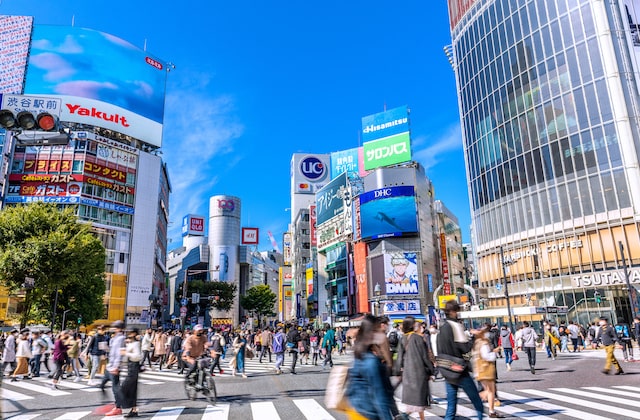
xmin=162 ymin=72 xmax=244 ymax=243
xmin=413 ymin=124 xmax=462 ymax=171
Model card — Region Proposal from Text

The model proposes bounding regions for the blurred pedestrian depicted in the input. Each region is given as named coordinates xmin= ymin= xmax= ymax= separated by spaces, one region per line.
xmin=118 ymin=328 xmax=142 ymax=417
xmin=472 ymin=324 xmax=502 ymax=418
xmin=521 ymin=321 xmax=538 ymax=374
xmin=102 ymin=320 xmax=126 ymax=417
xmin=12 ymin=328 xmax=32 ymax=381
xmin=48 ymin=330 xmax=70 ymax=389
xmin=598 ymin=317 xmax=623 ymax=375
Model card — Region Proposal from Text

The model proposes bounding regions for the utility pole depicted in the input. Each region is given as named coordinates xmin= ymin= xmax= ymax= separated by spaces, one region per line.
xmin=619 ymin=241 xmax=636 ymax=318
xmin=500 ymin=246 xmax=515 ymax=333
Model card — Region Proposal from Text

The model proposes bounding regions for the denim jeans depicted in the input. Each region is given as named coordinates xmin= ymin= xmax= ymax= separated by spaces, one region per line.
xmin=444 ymin=374 xmax=484 ymax=420
xmin=503 ymin=348 xmax=513 ymax=365
xmin=525 ymin=346 xmax=536 ymax=367
xmin=275 ymin=352 xmax=285 ymax=371
xmin=30 ymin=354 xmax=42 ymax=376
xmin=90 ymin=354 xmax=101 ymax=380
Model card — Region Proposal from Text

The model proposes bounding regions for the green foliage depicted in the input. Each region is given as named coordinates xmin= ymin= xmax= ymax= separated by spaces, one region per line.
xmin=0 ymin=203 xmax=106 ymax=328
xmin=240 ymin=284 xmax=277 ymax=318
xmin=178 ymin=279 xmax=237 ymax=312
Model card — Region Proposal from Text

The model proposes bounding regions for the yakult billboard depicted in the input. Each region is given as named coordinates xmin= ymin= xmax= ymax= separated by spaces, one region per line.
xmin=23 ymin=25 xmax=167 ymax=147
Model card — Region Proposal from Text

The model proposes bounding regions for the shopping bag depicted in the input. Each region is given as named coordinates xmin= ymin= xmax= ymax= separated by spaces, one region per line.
xmin=324 ymin=365 xmax=350 ymax=412
xmin=512 ymin=352 xmax=519 ymax=361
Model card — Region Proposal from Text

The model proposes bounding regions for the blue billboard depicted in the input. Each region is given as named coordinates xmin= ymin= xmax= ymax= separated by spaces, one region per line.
xmin=361 ymin=105 xmax=410 ymax=143
xmin=359 ymin=186 xmax=418 ymax=239
xmin=330 ymin=147 xmax=368 ymax=179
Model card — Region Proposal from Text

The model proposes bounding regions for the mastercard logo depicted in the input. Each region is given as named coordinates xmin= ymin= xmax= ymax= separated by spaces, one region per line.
xmin=298 ymin=183 xmax=310 ymax=190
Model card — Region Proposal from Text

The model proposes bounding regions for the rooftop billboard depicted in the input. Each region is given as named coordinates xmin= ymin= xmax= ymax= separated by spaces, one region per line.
xmin=23 ymin=25 xmax=167 ymax=147
xmin=291 ymin=153 xmax=330 ymax=194
xmin=330 ymin=147 xmax=368 ymax=179
xmin=315 ymin=172 xmax=348 ymax=226
xmin=361 ymin=106 xmax=411 ymax=171
xmin=359 ymin=186 xmax=418 ymax=240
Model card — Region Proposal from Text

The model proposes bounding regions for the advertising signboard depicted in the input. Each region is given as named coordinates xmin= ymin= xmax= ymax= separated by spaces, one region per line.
xmin=330 ymin=147 xmax=368 ymax=179
xmin=182 ymin=215 xmax=205 ymax=237
xmin=441 ymin=233 xmax=451 ymax=295
xmin=384 ymin=252 xmax=420 ymax=295
xmin=361 ymin=105 xmax=410 ymax=143
xmin=359 ymin=186 xmax=418 ymax=240
xmin=24 ymin=25 xmax=167 ymax=147
xmin=309 ymin=205 xmax=317 ymax=247
xmin=316 ymin=172 xmax=348 ymax=225
xmin=0 ymin=16 xmax=33 ymax=94
xmin=283 ymin=232 xmax=292 ymax=266
xmin=354 ymin=241 xmax=369 ymax=313
xmin=382 ymin=300 xmax=421 ymax=315
xmin=291 ymin=153 xmax=330 ymax=194
xmin=448 ymin=0 xmax=479 ymax=29
xmin=306 ymin=266 xmax=314 ymax=296
xmin=212 ymin=245 xmax=236 ymax=282
xmin=362 ymin=132 xmax=412 ymax=171
xmin=242 ymin=227 xmax=259 ymax=244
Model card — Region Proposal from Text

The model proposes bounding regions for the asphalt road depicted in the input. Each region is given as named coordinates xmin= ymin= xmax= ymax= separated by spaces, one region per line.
xmin=2 ymin=347 xmax=640 ymax=419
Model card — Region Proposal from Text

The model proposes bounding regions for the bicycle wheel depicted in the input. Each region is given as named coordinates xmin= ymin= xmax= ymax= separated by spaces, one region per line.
xmin=205 ymin=375 xmax=217 ymax=405
xmin=184 ymin=377 xmax=197 ymax=401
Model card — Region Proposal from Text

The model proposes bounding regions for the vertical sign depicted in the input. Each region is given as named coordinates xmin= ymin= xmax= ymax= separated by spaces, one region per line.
xmin=441 ymin=233 xmax=451 ymax=295
xmin=309 ymin=205 xmax=317 ymax=247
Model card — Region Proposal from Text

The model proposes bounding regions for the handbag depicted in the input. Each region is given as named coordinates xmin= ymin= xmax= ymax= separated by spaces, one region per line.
xmin=324 ymin=365 xmax=351 ymax=412
xmin=246 ymin=347 xmax=255 ymax=359
xmin=512 ymin=352 xmax=519 ymax=361
xmin=436 ymin=353 xmax=468 ymax=382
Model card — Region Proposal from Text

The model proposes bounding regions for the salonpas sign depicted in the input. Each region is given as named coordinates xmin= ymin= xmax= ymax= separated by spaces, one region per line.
xmin=363 ymin=132 xmax=411 ymax=171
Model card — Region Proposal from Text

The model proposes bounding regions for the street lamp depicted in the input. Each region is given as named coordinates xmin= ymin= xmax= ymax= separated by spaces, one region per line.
xmin=373 ymin=283 xmax=382 ymax=315
xmin=499 ymin=246 xmax=515 ymax=333
xmin=62 ymin=309 xmax=72 ymax=331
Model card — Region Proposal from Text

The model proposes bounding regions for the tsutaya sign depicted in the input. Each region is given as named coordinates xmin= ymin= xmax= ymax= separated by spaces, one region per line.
xmin=573 ymin=268 xmax=640 ymax=288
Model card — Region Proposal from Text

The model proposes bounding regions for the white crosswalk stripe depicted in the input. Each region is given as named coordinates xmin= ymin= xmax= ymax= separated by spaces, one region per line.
xmin=293 ymin=399 xmax=336 ymax=420
xmin=202 ymin=404 xmax=230 ymax=420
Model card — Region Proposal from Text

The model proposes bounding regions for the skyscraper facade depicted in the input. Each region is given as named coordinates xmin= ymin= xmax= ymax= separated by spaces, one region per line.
xmin=449 ymin=1 xmax=640 ymax=324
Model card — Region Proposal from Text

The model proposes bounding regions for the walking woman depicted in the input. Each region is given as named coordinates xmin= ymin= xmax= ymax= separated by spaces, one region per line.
xmin=118 ymin=328 xmax=142 ymax=417
xmin=12 ymin=329 xmax=32 ymax=381
xmin=232 ymin=331 xmax=247 ymax=378
xmin=48 ymin=331 xmax=70 ymax=389
xmin=346 ymin=314 xmax=399 ymax=420
xmin=397 ymin=316 xmax=434 ymax=420
xmin=66 ymin=333 xmax=82 ymax=382
xmin=472 ymin=324 xmax=502 ymax=418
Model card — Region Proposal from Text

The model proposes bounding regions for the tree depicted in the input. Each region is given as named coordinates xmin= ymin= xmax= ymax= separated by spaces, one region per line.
xmin=0 ymin=203 xmax=106 ymax=328
xmin=240 ymin=284 xmax=277 ymax=326
xmin=177 ymin=279 xmax=237 ymax=312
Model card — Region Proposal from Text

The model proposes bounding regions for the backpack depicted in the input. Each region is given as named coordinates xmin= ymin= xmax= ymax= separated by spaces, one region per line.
xmin=388 ymin=331 xmax=399 ymax=347
xmin=310 ymin=336 xmax=318 ymax=347
xmin=615 ymin=324 xmax=630 ymax=339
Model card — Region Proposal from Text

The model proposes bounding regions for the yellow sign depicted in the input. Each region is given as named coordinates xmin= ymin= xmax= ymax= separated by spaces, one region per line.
xmin=438 ymin=295 xmax=458 ymax=309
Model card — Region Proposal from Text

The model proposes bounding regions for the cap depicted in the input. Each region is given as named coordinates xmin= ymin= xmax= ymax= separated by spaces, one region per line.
xmin=111 ymin=320 xmax=125 ymax=329
xmin=193 ymin=324 xmax=204 ymax=331
xmin=20 ymin=328 xmax=30 ymax=334
xmin=10 ymin=328 xmax=18 ymax=334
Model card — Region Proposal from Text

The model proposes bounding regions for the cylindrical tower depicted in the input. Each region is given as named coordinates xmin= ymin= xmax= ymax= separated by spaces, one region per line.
xmin=208 ymin=195 xmax=241 ymax=325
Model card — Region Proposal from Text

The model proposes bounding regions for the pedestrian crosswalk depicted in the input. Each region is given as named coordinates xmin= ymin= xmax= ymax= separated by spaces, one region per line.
xmin=4 ymin=399 xmax=337 ymax=420
xmin=6 ymin=384 xmax=640 ymax=419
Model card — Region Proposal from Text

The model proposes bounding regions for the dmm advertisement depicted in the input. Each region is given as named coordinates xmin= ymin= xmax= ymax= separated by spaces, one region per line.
xmin=384 ymin=252 xmax=420 ymax=295
xmin=24 ymin=25 xmax=167 ymax=147
xmin=359 ymin=186 xmax=418 ymax=240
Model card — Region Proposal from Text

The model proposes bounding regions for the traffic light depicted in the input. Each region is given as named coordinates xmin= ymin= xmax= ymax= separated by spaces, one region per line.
xmin=77 ymin=316 xmax=82 ymax=325
xmin=0 ymin=109 xmax=59 ymax=131
xmin=595 ymin=291 xmax=601 ymax=303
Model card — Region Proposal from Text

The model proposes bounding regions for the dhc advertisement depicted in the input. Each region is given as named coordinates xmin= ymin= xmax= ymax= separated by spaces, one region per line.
xmin=359 ymin=186 xmax=418 ymax=240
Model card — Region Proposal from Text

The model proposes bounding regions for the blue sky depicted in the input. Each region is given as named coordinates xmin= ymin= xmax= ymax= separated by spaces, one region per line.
xmin=2 ymin=1 xmax=470 ymax=250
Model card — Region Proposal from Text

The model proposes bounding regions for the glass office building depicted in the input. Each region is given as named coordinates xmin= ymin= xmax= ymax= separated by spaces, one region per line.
xmin=449 ymin=0 xmax=640 ymax=325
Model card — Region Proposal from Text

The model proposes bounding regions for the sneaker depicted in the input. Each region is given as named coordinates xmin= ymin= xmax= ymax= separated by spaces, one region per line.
xmin=74 ymin=376 xmax=81 ymax=382
xmin=48 ymin=382 xmax=58 ymax=389
xmin=489 ymin=412 xmax=503 ymax=418
xmin=530 ymin=366 xmax=535 ymax=374
xmin=615 ymin=369 xmax=625 ymax=375
xmin=220 ymin=369 xmax=224 ymax=375
xmin=105 ymin=407 xmax=123 ymax=416
xmin=506 ymin=364 xmax=511 ymax=371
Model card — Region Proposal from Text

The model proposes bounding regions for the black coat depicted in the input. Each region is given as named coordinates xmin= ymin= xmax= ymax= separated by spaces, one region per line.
xmin=398 ymin=333 xmax=433 ymax=407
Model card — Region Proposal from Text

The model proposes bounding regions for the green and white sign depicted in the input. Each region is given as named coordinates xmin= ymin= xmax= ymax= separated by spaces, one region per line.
xmin=363 ymin=131 xmax=411 ymax=170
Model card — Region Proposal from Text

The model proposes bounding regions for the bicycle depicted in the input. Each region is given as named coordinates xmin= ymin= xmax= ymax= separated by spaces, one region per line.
xmin=184 ymin=356 xmax=217 ymax=404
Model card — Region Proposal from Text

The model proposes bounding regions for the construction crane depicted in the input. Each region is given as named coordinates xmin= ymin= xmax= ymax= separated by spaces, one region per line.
xmin=267 ymin=230 xmax=281 ymax=253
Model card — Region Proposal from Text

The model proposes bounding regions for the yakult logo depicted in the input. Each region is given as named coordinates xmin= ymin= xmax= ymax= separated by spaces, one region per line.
xmin=366 ymin=142 xmax=408 ymax=162
xmin=300 ymin=156 xmax=326 ymax=180
xmin=66 ymin=104 xmax=130 ymax=127
xmin=218 ymin=199 xmax=235 ymax=211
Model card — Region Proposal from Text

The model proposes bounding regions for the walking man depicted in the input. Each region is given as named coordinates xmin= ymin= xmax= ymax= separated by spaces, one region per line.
xmin=599 ymin=317 xmax=623 ymax=375
xmin=322 ymin=324 xmax=335 ymax=369
xmin=102 ymin=320 xmax=126 ymax=417
xmin=437 ymin=300 xmax=484 ymax=420
xmin=521 ymin=321 xmax=538 ymax=374
xmin=273 ymin=326 xmax=286 ymax=374
xmin=259 ymin=327 xmax=273 ymax=363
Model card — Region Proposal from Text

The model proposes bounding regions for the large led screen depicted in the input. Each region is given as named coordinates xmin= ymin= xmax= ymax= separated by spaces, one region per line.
xmin=24 ymin=25 xmax=167 ymax=147
xmin=359 ymin=186 xmax=418 ymax=240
